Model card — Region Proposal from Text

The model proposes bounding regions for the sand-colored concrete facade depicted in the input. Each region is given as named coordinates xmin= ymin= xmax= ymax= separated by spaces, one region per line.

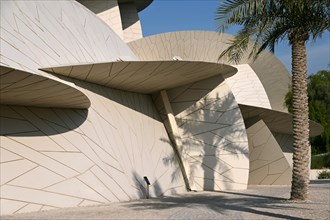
xmin=0 ymin=0 xmax=323 ymax=216
xmin=77 ymin=0 xmax=152 ymax=42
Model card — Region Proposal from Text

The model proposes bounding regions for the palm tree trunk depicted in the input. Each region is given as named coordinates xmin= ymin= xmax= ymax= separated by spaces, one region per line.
xmin=290 ymin=39 xmax=310 ymax=201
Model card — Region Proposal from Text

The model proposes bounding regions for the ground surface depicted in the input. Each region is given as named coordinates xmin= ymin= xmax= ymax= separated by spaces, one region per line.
xmin=2 ymin=180 xmax=329 ymax=220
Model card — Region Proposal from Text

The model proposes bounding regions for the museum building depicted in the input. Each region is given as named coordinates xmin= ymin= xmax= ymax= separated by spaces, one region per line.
xmin=0 ymin=0 xmax=323 ymax=215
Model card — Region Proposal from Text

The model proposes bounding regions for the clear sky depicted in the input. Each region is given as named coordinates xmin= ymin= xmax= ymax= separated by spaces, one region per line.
xmin=139 ymin=0 xmax=329 ymax=75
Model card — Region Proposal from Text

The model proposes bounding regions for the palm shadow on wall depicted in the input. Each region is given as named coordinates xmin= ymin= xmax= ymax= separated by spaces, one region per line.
xmin=161 ymin=92 xmax=249 ymax=191
xmin=131 ymin=171 xmax=165 ymax=199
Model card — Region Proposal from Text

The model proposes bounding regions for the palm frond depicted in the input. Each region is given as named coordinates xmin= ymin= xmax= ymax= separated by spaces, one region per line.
xmin=215 ymin=0 xmax=268 ymax=32
xmin=218 ymin=29 xmax=251 ymax=64
xmin=216 ymin=0 xmax=329 ymax=63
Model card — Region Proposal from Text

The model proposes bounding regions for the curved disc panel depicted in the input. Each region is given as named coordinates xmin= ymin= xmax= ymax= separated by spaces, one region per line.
xmin=0 ymin=65 xmax=90 ymax=108
xmin=40 ymin=61 xmax=237 ymax=94
xmin=128 ymin=31 xmax=291 ymax=112
xmin=239 ymin=104 xmax=323 ymax=137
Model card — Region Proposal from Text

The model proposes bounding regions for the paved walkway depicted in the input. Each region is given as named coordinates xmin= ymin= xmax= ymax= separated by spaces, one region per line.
xmin=3 ymin=180 xmax=329 ymax=219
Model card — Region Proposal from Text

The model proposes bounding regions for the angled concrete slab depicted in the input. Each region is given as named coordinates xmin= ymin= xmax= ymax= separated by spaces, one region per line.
xmin=0 ymin=65 xmax=90 ymax=109
xmin=239 ymin=104 xmax=323 ymax=137
xmin=40 ymin=61 xmax=237 ymax=94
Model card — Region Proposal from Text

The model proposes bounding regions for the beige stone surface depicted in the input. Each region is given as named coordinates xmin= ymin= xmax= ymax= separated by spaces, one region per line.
xmin=1 ymin=0 xmax=137 ymax=108
xmin=0 ymin=79 xmax=186 ymax=215
xmin=165 ymin=75 xmax=250 ymax=191
xmin=152 ymin=90 xmax=191 ymax=190
xmin=78 ymin=0 xmax=124 ymax=39
xmin=272 ymin=133 xmax=294 ymax=166
xmin=240 ymin=104 xmax=323 ymax=137
xmin=0 ymin=148 xmax=22 ymax=163
xmin=247 ymin=120 xmax=291 ymax=185
xmin=1 ymin=0 xmax=317 ymax=216
xmin=15 ymin=204 xmax=43 ymax=214
xmin=1 ymin=185 xmax=82 ymax=208
xmin=225 ymin=64 xmax=271 ymax=109
xmin=8 ymin=166 xmax=65 ymax=189
xmin=77 ymin=0 xmax=150 ymax=42
xmin=128 ymin=31 xmax=290 ymax=112
xmin=119 ymin=2 xmax=143 ymax=42
xmin=41 ymin=61 xmax=236 ymax=94
xmin=0 ymin=66 xmax=90 ymax=108
xmin=0 ymin=199 xmax=27 ymax=216
xmin=0 ymin=159 xmax=37 ymax=185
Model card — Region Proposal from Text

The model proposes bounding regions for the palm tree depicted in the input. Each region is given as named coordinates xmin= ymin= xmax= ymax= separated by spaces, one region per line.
xmin=215 ymin=0 xmax=329 ymax=201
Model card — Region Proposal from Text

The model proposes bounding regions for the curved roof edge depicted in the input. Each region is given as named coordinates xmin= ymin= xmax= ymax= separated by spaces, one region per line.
xmin=40 ymin=60 xmax=237 ymax=94
xmin=128 ymin=30 xmax=291 ymax=112
xmin=239 ymin=104 xmax=323 ymax=137
xmin=0 ymin=65 xmax=91 ymax=109
xmin=118 ymin=0 xmax=153 ymax=12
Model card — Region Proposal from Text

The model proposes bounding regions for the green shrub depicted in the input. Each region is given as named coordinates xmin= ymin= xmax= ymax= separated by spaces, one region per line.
xmin=318 ymin=170 xmax=330 ymax=179
xmin=311 ymin=153 xmax=330 ymax=169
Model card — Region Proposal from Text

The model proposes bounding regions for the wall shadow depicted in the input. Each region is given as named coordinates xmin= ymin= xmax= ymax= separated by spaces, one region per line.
xmin=7 ymin=74 xmax=164 ymax=137
xmin=170 ymin=75 xmax=226 ymax=115
xmin=0 ymin=104 xmax=88 ymax=136
xmin=132 ymin=171 xmax=164 ymax=199
xmin=132 ymin=171 xmax=147 ymax=199
xmin=77 ymin=0 xmax=117 ymax=14
xmin=180 ymin=93 xmax=248 ymax=191
xmin=161 ymin=91 xmax=249 ymax=191
xmin=65 ymin=77 xmax=162 ymax=122
xmin=119 ymin=4 xmax=140 ymax=31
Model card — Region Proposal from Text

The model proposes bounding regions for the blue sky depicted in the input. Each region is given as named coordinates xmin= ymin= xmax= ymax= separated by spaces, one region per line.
xmin=139 ymin=0 xmax=329 ymax=75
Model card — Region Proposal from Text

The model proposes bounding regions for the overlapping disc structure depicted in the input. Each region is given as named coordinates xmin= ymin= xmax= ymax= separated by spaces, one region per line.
xmin=0 ymin=0 xmax=323 ymax=215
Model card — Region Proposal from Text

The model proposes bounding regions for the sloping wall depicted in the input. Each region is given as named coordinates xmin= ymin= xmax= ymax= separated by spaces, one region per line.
xmin=119 ymin=2 xmax=143 ymax=42
xmin=77 ymin=0 xmax=124 ymax=39
xmin=0 ymin=0 xmax=137 ymax=77
xmin=163 ymin=75 xmax=250 ymax=191
xmin=0 ymin=80 xmax=186 ymax=215
xmin=224 ymin=64 xmax=271 ymax=109
xmin=247 ymin=120 xmax=292 ymax=185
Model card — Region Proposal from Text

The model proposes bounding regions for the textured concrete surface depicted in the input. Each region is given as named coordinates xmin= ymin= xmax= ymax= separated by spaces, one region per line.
xmin=165 ymin=76 xmax=249 ymax=191
xmin=128 ymin=31 xmax=291 ymax=112
xmin=247 ymin=120 xmax=292 ymax=185
xmin=3 ymin=180 xmax=329 ymax=219
xmin=0 ymin=82 xmax=186 ymax=215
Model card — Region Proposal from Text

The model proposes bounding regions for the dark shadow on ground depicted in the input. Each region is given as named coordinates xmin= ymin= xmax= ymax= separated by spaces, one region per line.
xmin=124 ymin=190 xmax=307 ymax=220
xmin=310 ymin=179 xmax=330 ymax=184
